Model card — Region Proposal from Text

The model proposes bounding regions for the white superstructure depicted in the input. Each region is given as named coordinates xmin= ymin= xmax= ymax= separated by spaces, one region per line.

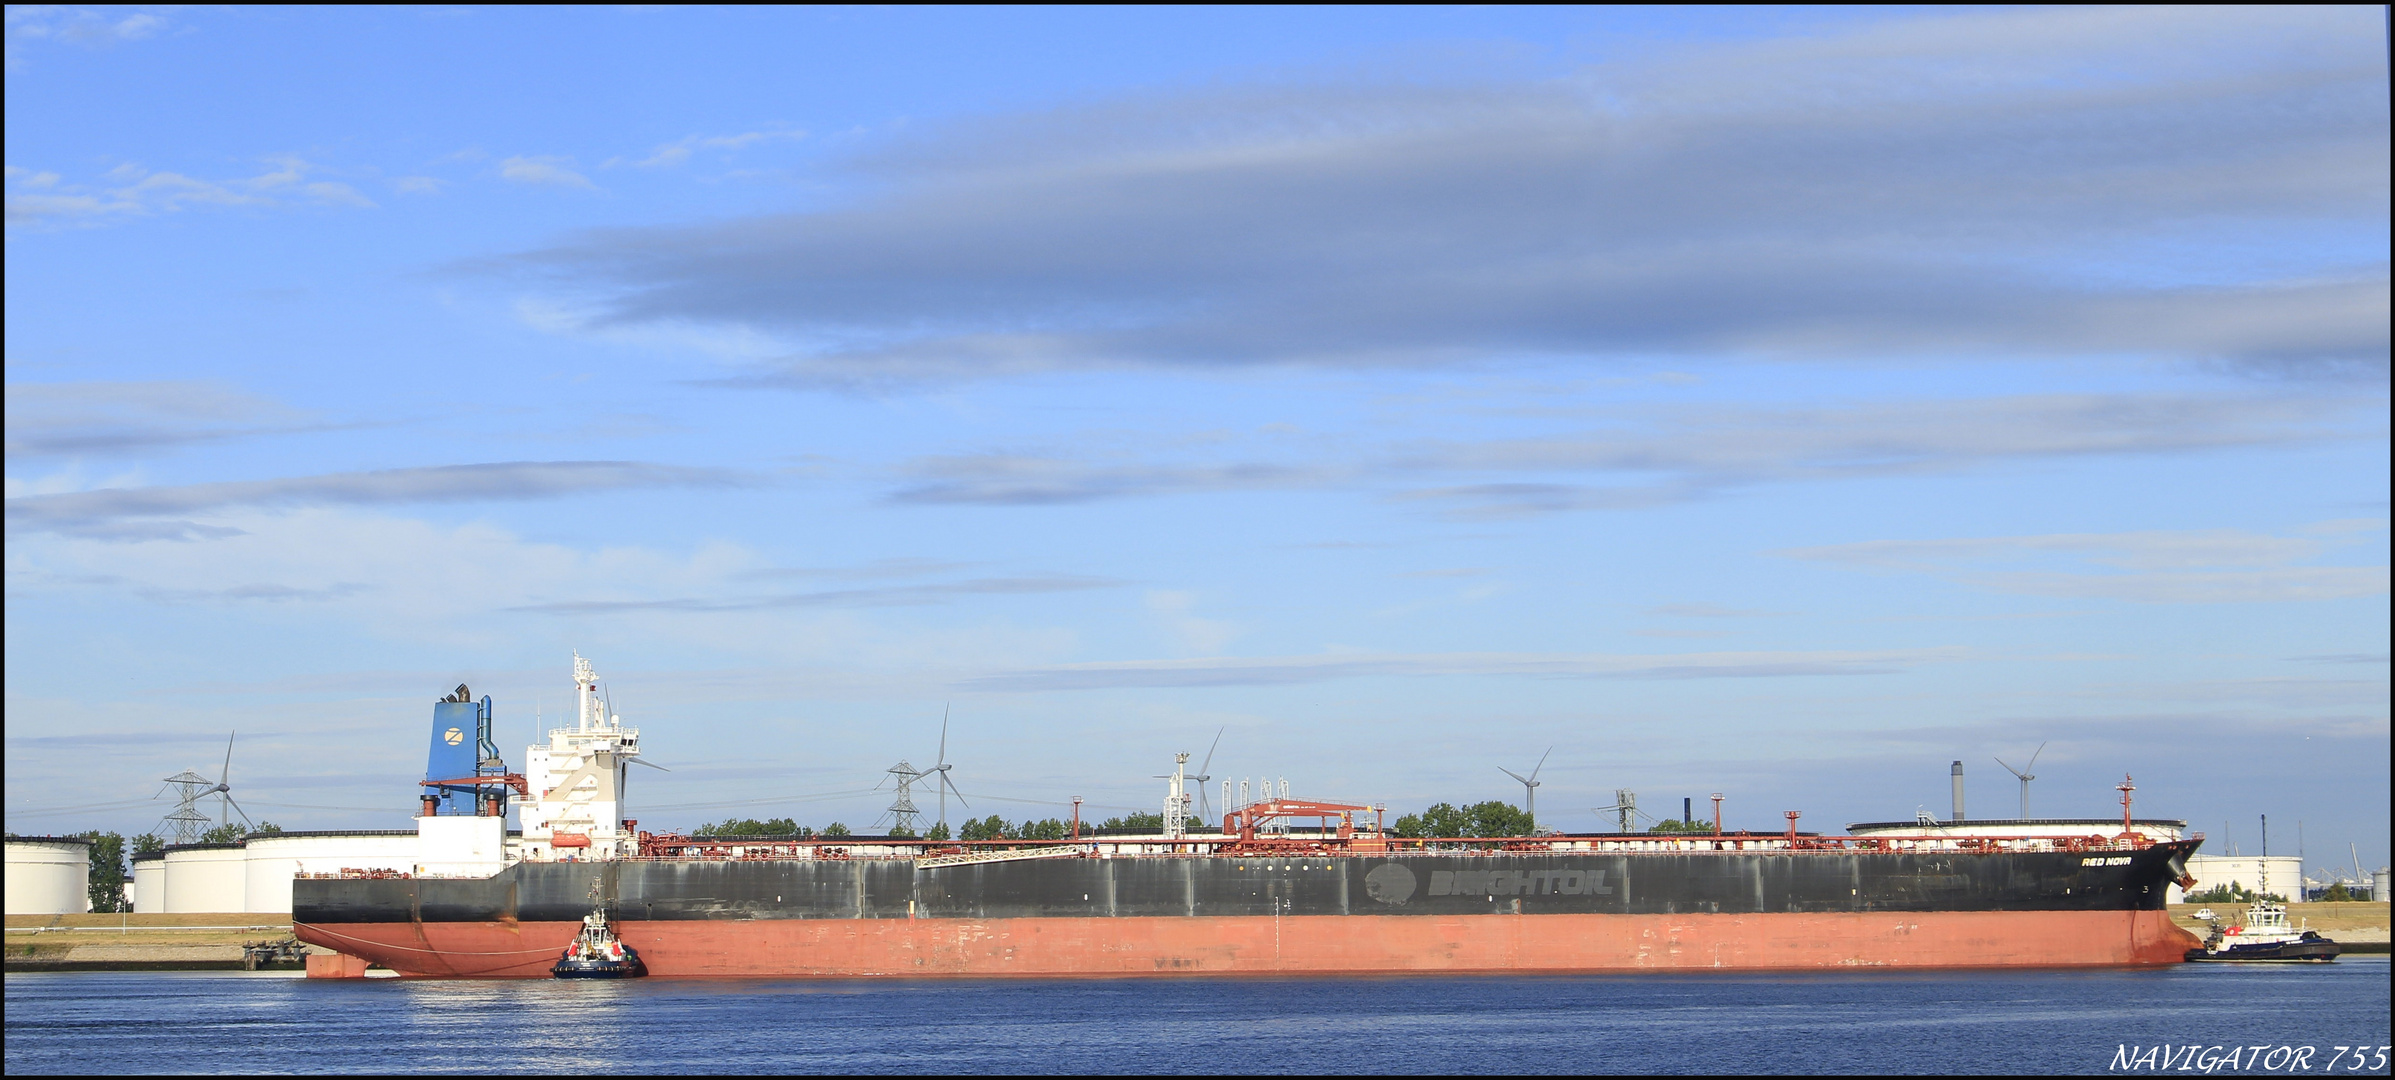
xmin=519 ymin=653 xmax=643 ymax=860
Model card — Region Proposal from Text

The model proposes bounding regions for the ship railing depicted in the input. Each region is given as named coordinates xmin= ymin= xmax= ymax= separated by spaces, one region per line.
xmin=599 ymin=830 xmax=2174 ymax=863
xmin=1381 ymin=832 xmax=2167 ymax=855
xmin=915 ymin=844 xmax=1089 ymax=869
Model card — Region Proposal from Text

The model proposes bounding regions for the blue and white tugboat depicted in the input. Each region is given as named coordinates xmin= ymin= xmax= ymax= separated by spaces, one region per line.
xmin=552 ymin=892 xmax=648 ymax=978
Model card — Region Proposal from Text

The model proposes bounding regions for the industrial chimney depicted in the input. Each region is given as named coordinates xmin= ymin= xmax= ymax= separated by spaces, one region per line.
xmin=1950 ymin=760 xmax=1966 ymax=822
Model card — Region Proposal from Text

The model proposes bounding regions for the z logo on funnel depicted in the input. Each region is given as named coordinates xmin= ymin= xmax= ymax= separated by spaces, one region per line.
xmin=443 ymin=727 xmax=465 ymax=745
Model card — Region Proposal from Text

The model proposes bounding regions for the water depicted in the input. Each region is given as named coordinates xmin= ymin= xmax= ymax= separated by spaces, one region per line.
xmin=8 ymin=960 xmax=2389 ymax=1075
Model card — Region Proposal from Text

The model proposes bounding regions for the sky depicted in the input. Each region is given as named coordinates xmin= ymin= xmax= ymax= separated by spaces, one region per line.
xmin=4 ymin=6 xmax=2387 ymax=877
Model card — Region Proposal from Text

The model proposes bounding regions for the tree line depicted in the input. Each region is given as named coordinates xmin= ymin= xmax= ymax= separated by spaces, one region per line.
xmin=2185 ymin=880 xmax=2289 ymax=904
xmin=691 ymin=818 xmax=850 ymax=838
xmin=1390 ymin=802 xmax=1533 ymax=838
xmin=686 ymin=812 xmax=1205 ymax=842
xmin=1389 ymin=801 xmax=1720 ymax=838
xmin=688 ymin=801 xmax=1735 ymax=844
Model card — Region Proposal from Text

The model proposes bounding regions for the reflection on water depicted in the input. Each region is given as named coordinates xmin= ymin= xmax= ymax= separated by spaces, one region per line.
xmin=8 ymin=959 xmax=2389 ymax=1074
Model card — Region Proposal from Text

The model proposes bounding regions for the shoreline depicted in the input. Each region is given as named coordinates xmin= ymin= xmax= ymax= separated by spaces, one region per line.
xmin=6 ymin=913 xmax=324 ymax=973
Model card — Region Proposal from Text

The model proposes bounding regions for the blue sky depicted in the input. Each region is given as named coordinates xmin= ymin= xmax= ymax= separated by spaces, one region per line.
xmin=5 ymin=6 xmax=2387 ymax=873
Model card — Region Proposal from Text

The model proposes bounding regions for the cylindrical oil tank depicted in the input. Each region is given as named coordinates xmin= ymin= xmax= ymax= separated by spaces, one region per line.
xmin=161 ymin=843 xmax=248 ymax=913
xmin=241 ymin=831 xmax=420 ymax=913
xmin=133 ymin=854 xmax=167 ymax=913
xmin=4 ymin=837 xmax=90 ymax=915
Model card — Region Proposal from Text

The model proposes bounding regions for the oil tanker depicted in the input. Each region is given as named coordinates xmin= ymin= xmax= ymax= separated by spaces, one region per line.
xmin=293 ymin=657 xmax=2204 ymax=977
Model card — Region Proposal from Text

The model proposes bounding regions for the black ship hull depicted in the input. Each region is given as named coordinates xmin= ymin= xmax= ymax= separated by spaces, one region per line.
xmin=294 ymin=842 xmax=2204 ymax=977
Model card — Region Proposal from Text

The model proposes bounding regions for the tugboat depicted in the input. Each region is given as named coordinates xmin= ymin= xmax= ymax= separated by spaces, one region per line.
xmin=2185 ymin=899 xmax=2340 ymax=963
xmin=2183 ymin=817 xmax=2339 ymax=963
xmin=551 ymin=887 xmax=648 ymax=978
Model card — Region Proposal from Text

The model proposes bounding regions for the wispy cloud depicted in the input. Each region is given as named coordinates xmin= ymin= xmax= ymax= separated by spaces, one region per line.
xmin=628 ymin=129 xmax=807 ymax=168
xmin=5 ymin=461 xmax=746 ymax=539
xmin=4 ymin=507 xmax=787 ymax=633
xmin=499 ymin=156 xmax=597 ymax=190
xmin=5 ymin=380 xmax=333 ymax=460
xmin=136 ymin=582 xmax=375 ymax=605
xmin=7 ymin=7 xmax=169 ymax=71
xmin=889 ymin=392 xmax=2369 ymax=515
xmin=1646 ymin=603 xmax=1782 ymax=618
xmin=960 ymin=647 xmax=1965 ymax=691
xmin=1146 ymin=590 xmax=1237 ymax=654
xmin=1781 ymin=527 xmax=2390 ymax=603
xmin=47 ymin=10 xmax=166 ymax=44
xmin=5 ymin=157 xmax=375 ymax=229
xmin=888 ymin=456 xmax=1332 ymax=506
xmin=507 ymin=6 xmax=2388 ymax=385
xmin=5 ymin=730 xmax=255 ymax=752
xmin=1389 ymin=393 xmax=2375 ymax=519
xmin=731 ymin=557 xmax=973 ymax=582
xmin=509 ymin=575 xmax=1117 ymax=614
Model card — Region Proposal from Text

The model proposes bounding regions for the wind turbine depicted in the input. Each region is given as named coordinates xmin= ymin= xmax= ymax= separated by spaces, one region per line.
xmin=928 ymin=705 xmax=968 ymax=829
xmin=1498 ymin=746 xmax=1552 ymax=834
xmin=1188 ymin=727 xmax=1223 ymax=826
xmin=204 ymin=732 xmax=255 ymax=833
xmin=1994 ymin=742 xmax=2046 ymax=820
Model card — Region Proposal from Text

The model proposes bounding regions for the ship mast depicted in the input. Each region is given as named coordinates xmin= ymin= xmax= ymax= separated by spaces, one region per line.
xmin=2259 ymin=814 xmax=2269 ymax=900
xmin=1163 ymin=753 xmax=1189 ymax=840
xmin=522 ymin=652 xmax=642 ymax=860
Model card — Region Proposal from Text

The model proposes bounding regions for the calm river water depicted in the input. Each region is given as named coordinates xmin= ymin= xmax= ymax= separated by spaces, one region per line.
xmin=7 ymin=958 xmax=2389 ymax=1074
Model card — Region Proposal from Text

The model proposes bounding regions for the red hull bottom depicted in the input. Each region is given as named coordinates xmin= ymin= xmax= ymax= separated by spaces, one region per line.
xmin=298 ymin=910 xmax=2200 ymax=978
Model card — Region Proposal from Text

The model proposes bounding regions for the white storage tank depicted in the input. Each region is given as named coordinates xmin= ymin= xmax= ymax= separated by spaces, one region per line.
xmin=161 ymin=843 xmax=248 ymax=913
xmin=241 ymin=831 xmax=420 ymax=914
xmin=132 ymin=852 xmax=167 ymax=914
xmin=2169 ymin=854 xmax=2303 ymax=904
xmin=4 ymin=837 xmax=90 ymax=915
